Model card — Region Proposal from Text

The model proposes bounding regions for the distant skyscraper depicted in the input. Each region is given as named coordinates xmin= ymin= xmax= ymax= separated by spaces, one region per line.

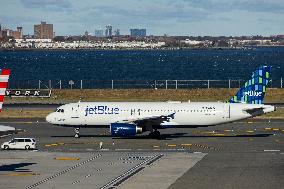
xmin=114 ymin=29 xmax=120 ymax=36
xmin=17 ymin=27 xmax=23 ymax=38
xmin=95 ymin=29 xmax=104 ymax=37
xmin=0 ymin=24 xmax=2 ymax=31
xmin=130 ymin=29 xmax=146 ymax=37
xmin=105 ymin=25 xmax=112 ymax=37
xmin=34 ymin=21 xmax=54 ymax=39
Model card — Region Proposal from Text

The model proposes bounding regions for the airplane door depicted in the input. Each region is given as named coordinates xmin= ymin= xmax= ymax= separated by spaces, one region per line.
xmin=70 ymin=104 xmax=83 ymax=125
xmin=223 ymin=104 xmax=230 ymax=119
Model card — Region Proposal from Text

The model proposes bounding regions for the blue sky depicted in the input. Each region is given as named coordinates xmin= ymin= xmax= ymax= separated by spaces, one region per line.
xmin=0 ymin=0 xmax=283 ymax=36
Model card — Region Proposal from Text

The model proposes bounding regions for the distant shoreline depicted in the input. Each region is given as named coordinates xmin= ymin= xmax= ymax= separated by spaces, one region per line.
xmin=1 ymin=46 xmax=283 ymax=51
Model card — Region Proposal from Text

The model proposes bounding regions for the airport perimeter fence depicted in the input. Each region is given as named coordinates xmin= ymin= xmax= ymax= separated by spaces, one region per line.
xmin=7 ymin=78 xmax=284 ymax=89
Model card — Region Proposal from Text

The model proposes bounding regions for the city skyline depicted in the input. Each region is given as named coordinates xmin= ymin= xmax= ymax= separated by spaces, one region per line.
xmin=0 ymin=0 xmax=283 ymax=36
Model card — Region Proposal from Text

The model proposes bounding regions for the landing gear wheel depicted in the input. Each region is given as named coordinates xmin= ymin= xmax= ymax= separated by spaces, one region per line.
xmin=75 ymin=128 xmax=80 ymax=138
xmin=4 ymin=145 xmax=9 ymax=150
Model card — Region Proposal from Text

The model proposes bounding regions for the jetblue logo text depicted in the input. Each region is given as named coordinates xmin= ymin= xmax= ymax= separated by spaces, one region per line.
xmin=244 ymin=91 xmax=262 ymax=97
xmin=85 ymin=106 xmax=119 ymax=116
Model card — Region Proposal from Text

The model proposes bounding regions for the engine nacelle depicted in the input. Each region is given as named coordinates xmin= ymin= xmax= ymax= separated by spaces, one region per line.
xmin=110 ymin=123 xmax=143 ymax=136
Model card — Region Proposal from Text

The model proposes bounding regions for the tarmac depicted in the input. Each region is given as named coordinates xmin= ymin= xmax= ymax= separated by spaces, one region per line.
xmin=0 ymin=120 xmax=283 ymax=189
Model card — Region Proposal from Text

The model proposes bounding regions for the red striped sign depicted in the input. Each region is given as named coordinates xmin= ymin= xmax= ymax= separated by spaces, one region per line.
xmin=0 ymin=69 xmax=10 ymax=111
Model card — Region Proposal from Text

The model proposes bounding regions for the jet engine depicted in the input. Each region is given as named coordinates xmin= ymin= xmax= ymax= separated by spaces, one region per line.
xmin=110 ymin=123 xmax=143 ymax=136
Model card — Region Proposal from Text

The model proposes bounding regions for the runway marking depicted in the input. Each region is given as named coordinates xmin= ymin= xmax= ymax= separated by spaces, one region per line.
xmin=264 ymin=149 xmax=280 ymax=152
xmin=72 ymin=180 xmax=80 ymax=185
xmin=54 ymin=157 xmax=80 ymax=161
xmin=0 ymin=172 xmax=39 ymax=176
xmin=26 ymin=153 xmax=102 ymax=189
xmin=192 ymin=143 xmax=219 ymax=151
xmin=212 ymin=133 xmax=225 ymax=136
xmin=201 ymin=131 xmax=216 ymax=134
xmin=118 ymin=153 xmax=207 ymax=189
xmin=224 ymin=129 xmax=233 ymax=132
xmin=100 ymin=154 xmax=163 ymax=189
xmin=167 ymin=144 xmax=177 ymax=147
xmin=115 ymin=149 xmax=132 ymax=151
xmin=181 ymin=143 xmax=192 ymax=147
xmin=246 ymin=130 xmax=254 ymax=133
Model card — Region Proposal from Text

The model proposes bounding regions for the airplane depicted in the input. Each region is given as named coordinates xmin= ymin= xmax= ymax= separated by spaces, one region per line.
xmin=46 ymin=66 xmax=275 ymax=138
xmin=0 ymin=69 xmax=15 ymax=135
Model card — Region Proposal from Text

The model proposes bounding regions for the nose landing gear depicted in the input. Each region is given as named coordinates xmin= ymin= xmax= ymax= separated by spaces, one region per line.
xmin=75 ymin=128 xmax=80 ymax=138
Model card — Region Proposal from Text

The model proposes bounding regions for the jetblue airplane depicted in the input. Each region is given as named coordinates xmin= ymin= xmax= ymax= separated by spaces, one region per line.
xmin=46 ymin=66 xmax=275 ymax=138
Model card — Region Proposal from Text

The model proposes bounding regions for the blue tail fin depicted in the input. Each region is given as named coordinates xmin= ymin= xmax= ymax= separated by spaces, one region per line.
xmin=229 ymin=66 xmax=271 ymax=104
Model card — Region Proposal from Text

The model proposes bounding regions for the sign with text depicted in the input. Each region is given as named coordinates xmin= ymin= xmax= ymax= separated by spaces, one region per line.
xmin=5 ymin=90 xmax=51 ymax=98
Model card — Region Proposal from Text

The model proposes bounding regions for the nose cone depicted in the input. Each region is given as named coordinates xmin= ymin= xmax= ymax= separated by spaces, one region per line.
xmin=46 ymin=113 xmax=54 ymax=124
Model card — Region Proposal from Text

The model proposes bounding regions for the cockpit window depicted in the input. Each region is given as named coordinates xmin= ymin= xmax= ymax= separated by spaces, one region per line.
xmin=56 ymin=109 xmax=64 ymax=113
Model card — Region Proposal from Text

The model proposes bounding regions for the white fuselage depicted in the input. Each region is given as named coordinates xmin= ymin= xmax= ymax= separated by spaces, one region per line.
xmin=46 ymin=101 xmax=275 ymax=127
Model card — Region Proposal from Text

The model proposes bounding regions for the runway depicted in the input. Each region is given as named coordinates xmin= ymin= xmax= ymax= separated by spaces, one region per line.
xmin=0 ymin=121 xmax=283 ymax=189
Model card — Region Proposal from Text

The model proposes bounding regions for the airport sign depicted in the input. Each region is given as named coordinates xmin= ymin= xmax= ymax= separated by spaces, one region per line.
xmin=5 ymin=89 xmax=51 ymax=98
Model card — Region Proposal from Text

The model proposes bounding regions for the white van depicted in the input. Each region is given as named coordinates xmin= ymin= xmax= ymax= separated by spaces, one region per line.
xmin=1 ymin=138 xmax=37 ymax=150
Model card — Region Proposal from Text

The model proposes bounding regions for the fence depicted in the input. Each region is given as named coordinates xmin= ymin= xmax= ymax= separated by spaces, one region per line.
xmin=7 ymin=78 xmax=283 ymax=89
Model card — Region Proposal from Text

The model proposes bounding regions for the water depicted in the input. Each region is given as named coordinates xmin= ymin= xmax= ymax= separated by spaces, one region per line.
xmin=0 ymin=47 xmax=283 ymax=83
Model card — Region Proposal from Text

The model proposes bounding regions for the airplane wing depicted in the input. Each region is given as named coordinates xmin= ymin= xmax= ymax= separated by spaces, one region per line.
xmin=115 ymin=113 xmax=175 ymax=126
xmin=0 ymin=125 xmax=17 ymax=137
xmin=0 ymin=125 xmax=15 ymax=132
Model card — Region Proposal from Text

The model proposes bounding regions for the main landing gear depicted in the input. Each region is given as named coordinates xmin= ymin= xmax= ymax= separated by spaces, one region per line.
xmin=149 ymin=130 xmax=160 ymax=139
xmin=74 ymin=128 xmax=80 ymax=138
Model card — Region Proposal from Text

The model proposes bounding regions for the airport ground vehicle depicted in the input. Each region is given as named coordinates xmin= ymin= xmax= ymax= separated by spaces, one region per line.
xmin=1 ymin=138 xmax=36 ymax=150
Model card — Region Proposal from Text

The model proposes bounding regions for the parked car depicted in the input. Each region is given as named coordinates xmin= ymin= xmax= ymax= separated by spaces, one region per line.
xmin=1 ymin=138 xmax=36 ymax=150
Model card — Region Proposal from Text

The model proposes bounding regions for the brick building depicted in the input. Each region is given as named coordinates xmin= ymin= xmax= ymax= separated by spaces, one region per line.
xmin=34 ymin=21 xmax=54 ymax=39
